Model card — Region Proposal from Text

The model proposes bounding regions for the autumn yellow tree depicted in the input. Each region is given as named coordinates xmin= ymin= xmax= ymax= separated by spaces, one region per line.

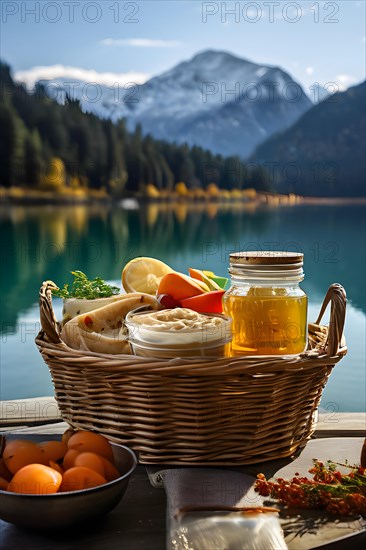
xmin=41 ymin=157 xmax=66 ymax=190
xmin=145 ymin=183 xmax=160 ymax=198
xmin=242 ymin=188 xmax=257 ymax=200
xmin=206 ymin=183 xmax=220 ymax=198
xmin=175 ymin=182 xmax=188 ymax=196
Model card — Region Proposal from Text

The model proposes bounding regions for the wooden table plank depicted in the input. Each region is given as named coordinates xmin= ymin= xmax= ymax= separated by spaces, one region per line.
xmin=0 ymin=422 xmax=69 ymax=434
xmin=0 ymin=397 xmax=60 ymax=426
xmin=316 ymin=412 xmax=366 ymax=438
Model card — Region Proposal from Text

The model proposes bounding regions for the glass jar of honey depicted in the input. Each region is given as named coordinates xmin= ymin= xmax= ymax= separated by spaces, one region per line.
xmin=223 ymin=251 xmax=307 ymax=356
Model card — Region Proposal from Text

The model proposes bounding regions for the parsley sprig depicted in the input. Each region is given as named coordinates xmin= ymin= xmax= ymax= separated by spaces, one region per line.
xmin=53 ymin=271 xmax=120 ymax=300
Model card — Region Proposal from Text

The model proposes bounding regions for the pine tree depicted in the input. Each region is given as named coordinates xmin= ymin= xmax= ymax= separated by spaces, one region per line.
xmin=0 ymin=62 xmax=272 ymax=195
xmin=0 ymin=103 xmax=17 ymax=187
xmin=24 ymin=129 xmax=43 ymax=186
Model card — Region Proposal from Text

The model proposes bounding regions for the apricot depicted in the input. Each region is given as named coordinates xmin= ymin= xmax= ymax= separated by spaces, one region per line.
xmin=8 ymin=464 xmax=62 ymax=494
xmin=39 ymin=440 xmax=67 ymax=463
xmin=60 ymin=466 xmax=107 ymax=492
xmin=99 ymin=456 xmax=120 ymax=481
xmin=49 ymin=460 xmax=64 ymax=475
xmin=63 ymin=449 xmax=80 ymax=470
xmin=3 ymin=440 xmax=46 ymax=474
xmin=0 ymin=476 xmax=9 ymax=491
xmin=61 ymin=428 xmax=75 ymax=446
xmin=67 ymin=431 xmax=114 ymax=461
xmin=74 ymin=452 xmax=105 ymax=477
xmin=0 ymin=458 xmax=12 ymax=481
xmin=0 ymin=435 xmax=5 ymax=456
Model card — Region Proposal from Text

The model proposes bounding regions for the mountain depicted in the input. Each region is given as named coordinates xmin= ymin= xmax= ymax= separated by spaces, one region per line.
xmin=250 ymin=81 xmax=366 ymax=197
xmin=33 ymin=50 xmax=312 ymax=158
xmin=0 ymin=62 xmax=270 ymax=194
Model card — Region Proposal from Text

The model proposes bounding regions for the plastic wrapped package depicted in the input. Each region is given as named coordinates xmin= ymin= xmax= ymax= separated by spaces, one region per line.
xmin=170 ymin=511 xmax=288 ymax=550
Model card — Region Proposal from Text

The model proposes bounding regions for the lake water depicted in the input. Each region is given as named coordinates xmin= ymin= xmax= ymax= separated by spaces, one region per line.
xmin=0 ymin=202 xmax=365 ymax=412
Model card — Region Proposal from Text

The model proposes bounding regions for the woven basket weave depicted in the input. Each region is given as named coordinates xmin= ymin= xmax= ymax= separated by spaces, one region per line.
xmin=36 ymin=282 xmax=347 ymax=465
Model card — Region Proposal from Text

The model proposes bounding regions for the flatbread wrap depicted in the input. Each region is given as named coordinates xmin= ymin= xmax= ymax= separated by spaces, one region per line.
xmin=61 ymin=293 xmax=160 ymax=354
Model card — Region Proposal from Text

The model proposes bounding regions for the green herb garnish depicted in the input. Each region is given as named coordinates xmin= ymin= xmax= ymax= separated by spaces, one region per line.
xmin=52 ymin=270 xmax=120 ymax=299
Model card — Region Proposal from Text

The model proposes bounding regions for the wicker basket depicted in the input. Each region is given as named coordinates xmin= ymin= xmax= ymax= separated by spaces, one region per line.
xmin=36 ymin=282 xmax=347 ymax=466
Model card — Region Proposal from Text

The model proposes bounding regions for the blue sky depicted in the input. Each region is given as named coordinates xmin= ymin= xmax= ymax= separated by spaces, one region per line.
xmin=1 ymin=0 xmax=365 ymax=94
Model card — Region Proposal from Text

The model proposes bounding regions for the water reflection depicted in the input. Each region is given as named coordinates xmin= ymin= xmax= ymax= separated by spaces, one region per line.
xmin=0 ymin=202 xmax=365 ymax=408
xmin=0 ymin=202 xmax=365 ymax=335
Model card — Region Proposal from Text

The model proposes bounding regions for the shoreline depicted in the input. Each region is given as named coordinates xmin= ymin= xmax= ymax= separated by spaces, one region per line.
xmin=300 ymin=196 xmax=366 ymax=205
xmin=0 ymin=187 xmax=365 ymax=206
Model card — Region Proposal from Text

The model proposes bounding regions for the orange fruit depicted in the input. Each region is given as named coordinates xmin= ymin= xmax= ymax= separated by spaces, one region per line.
xmin=3 ymin=440 xmax=46 ymax=474
xmin=67 ymin=431 xmax=114 ymax=461
xmin=74 ymin=452 xmax=105 ymax=477
xmin=8 ymin=464 xmax=62 ymax=494
xmin=39 ymin=440 xmax=67 ymax=463
xmin=60 ymin=467 xmax=106 ymax=492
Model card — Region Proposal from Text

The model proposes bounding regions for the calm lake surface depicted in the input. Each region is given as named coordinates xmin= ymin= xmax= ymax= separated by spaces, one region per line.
xmin=1 ymin=202 xmax=365 ymax=412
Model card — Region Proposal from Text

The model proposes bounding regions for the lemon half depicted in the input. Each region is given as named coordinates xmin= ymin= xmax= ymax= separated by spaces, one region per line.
xmin=122 ymin=257 xmax=174 ymax=294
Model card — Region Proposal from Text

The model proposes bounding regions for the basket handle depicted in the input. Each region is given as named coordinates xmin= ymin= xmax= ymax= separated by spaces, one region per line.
xmin=39 ymin=281 xmax=62 ymax=344
xmin=314 ymin=283 xmax=346 ymax=357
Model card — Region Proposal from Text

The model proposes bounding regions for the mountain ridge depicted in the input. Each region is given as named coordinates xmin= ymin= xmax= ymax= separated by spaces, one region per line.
xmin=250 ymin=81 xmax=366 ymax=197
xmin=23 ymin=50 xmax=312 ymax=158
xmin=0 ymin=61 xmax=271 ymax=195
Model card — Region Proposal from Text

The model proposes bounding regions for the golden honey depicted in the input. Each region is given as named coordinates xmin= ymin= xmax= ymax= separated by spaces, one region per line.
xmin=223 ymin=252 xmax=308 ymax=356
xmin=224 ymin=287 xmax=307 ymax=356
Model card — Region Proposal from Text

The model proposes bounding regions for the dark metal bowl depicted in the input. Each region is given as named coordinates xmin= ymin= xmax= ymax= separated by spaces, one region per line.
xmin=0 ymin=439 xmax=138 ymax=529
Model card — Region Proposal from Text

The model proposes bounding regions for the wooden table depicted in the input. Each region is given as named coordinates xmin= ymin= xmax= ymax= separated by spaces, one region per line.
xmin=1 ymin=401 xmax=366 ymax=550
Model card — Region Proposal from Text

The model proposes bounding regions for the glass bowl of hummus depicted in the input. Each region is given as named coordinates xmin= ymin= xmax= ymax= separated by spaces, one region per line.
xmin=125 ymin=307 xmax=232 ymax=359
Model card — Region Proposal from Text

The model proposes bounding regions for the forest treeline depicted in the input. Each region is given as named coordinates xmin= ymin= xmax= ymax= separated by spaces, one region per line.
xmin=0 ymin=63 xmax=270 ymax=197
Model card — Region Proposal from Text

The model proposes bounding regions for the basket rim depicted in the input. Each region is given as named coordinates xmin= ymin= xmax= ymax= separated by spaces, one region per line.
xmin=36 ymin=281 xmax=347 ymax=371
xmin=35 ymin=330 xmax=347 ymax=362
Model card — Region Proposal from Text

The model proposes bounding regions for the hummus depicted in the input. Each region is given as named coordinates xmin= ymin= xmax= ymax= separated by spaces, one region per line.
xmin=126 ymin=308 xmax=232 ymax=347
xmin=129 ymin=308 xmax=225 ymax=331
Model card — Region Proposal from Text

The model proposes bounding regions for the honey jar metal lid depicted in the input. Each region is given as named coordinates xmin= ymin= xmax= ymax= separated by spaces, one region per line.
xmin=229 ymin=251 xmax=303 ymax=266
xmin=229 ymin=251 xmax=304 ymax=281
